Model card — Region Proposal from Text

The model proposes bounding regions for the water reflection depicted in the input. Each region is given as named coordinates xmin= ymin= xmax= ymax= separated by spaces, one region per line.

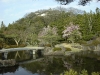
xmin=20 ymin=55 xmax=100 ymax=75
xmin=0 ymin=50 xmax=100 ymax=75
xmin=63 ymin=55 xmax=100 ymax=74
xmin=0 ymin=50 xmax=43 ymax=75
xmin=0 ymin=65 xmax=19 ymax=74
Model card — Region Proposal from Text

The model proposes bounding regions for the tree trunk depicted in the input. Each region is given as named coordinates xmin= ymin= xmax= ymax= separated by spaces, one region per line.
xmin=14 ymin=38 xmax=20 ymax=46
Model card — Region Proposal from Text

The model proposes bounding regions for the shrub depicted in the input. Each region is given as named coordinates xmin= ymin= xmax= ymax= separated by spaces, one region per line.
xmin=78 ymin=40 xmax=87 ymax=45
xmin=53 ymin=47 xmax=62 ymax=51
xmin=80 ymin=69 xmax=88 ymax=75
xmin=19 ymin=44 xmax=27 ymax=47
xmin=9 ymin=45 xmax=18 ymax=48
xmin=63 ymin=69 xmax=78 ymax=75
xmin=60 ymin=69 xmax=100 ymax=75
xmin=4 ymin=45 xmax=10 ymax=48
xmin=65 ymin=47 xmax=71 ymax=51
xmin=45 ymin=44 xmax=51 ymax=47
xmin=91 ymin=72 xmax=100 ymax=75
xmin=91 ymin=40 xmax=100 ymax=46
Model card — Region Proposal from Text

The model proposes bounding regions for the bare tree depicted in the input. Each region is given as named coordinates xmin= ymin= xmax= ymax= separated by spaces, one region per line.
xmin=38 ymin=26 xmax=60 ymax=47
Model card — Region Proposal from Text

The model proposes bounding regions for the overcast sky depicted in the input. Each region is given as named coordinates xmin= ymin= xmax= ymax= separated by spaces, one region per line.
xmin=0 ymin=0 xmax=100 ymax=26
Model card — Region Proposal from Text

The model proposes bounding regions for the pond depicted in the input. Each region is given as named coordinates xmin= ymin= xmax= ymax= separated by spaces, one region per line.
xmin=0 ymin=50 xmax=100 ymax=75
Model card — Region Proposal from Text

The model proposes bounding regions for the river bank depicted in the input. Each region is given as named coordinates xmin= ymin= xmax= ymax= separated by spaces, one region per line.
xmin=44 ymin=43 xmax=100 ymax=57
xmin=44 ymin=43 xmax=83 ymax=56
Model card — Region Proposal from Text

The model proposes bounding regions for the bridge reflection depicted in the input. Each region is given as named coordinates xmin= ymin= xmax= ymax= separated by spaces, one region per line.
xmin=0 ymin=48 xmax=43 ymax=60
xmin=19 ymin=58 xmax=43 ymax=64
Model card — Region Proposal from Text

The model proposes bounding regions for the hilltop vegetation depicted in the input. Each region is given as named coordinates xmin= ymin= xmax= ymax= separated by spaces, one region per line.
xmin=0 ymin=7 xmax=100 ymax=48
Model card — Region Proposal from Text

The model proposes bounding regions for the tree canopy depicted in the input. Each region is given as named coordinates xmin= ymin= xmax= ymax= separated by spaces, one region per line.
xmin=0 ymin=7 xmax=100 ymax=47
xmin=55 ymin=0 xmax=100 ymax=6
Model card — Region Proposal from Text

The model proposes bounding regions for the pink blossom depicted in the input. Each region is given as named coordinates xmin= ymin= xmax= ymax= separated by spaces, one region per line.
xmin=62 ymin=23 xmax=80 ymax=38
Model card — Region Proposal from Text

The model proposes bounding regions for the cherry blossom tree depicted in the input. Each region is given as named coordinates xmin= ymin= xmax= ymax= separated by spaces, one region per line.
xmin=62 ymin=22 xmax=81 ymax=43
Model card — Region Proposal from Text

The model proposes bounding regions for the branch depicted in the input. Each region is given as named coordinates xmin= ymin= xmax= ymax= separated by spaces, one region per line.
xmin=55 ymin=0 xmax=99 ymax=6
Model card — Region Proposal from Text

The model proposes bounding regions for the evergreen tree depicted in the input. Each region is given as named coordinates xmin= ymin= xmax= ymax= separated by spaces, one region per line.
xmin=0 ymin=21 xmax=6 ymax=31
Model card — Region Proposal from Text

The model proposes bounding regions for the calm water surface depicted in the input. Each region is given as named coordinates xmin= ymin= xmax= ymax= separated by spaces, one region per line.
xmin=0 ymin=50 xmax=100 ymax=75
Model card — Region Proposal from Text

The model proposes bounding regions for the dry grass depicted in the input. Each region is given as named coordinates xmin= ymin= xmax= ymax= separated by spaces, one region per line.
xmin=55 ymin=43 xmax=82 ymax=52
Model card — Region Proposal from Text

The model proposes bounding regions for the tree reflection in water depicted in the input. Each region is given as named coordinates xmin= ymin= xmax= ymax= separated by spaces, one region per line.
xmin=21 ymin=54 xmax=100 ymax=75
xmin=0 ymin=65 xmax=19 ymax=74
xmin=0 ymin=50 xmax=100 ymax=75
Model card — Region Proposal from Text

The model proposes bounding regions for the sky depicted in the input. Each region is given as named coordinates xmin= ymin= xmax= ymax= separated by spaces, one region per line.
xmin=0 ymin=0 xmax=100 ymax=26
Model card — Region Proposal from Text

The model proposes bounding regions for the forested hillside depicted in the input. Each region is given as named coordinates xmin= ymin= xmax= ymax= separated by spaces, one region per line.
xmin=0 ymin=7 xmax=100 ymax=48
